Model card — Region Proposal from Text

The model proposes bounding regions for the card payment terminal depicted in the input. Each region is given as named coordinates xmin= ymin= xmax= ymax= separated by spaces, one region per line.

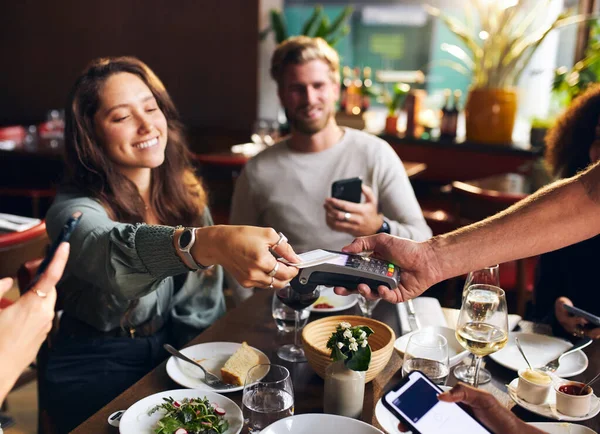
xmin=289 ymin=250 xmax=400 ymax=295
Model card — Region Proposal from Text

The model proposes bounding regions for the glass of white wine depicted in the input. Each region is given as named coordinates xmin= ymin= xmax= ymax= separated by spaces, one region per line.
xmin=455 ymin=265 xmax=500 ymax=385
xmin=456 ymin=284 xmax=508 ymax=387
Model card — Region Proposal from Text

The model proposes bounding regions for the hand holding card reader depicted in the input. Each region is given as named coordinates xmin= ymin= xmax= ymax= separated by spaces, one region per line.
xmin=288 ymin=250 xmax=399 ymax=295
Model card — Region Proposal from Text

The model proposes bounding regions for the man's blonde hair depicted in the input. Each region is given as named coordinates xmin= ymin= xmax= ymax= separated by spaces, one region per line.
xmin=270 ymin=36 xmax=340 ymax=86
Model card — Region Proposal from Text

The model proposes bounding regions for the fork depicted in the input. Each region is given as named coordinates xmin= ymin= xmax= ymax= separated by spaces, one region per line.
xmin=538 ymin=338 xmax=593 ymax=372
xmin=163 ymin=344 xmax=236 ymax=389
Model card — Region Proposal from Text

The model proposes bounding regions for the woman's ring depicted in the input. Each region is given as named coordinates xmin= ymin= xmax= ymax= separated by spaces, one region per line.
xmin=344 ymin=212 xmax=351 ymax=221
xmin=268 ymin=262 xmax=280 ymax=277
xmin=272 ymin=232 xmax=287 ymax=249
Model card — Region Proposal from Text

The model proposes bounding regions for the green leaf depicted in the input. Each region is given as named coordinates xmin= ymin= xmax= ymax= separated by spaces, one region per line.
xmin=331 ymin=345 xmax=348 ymax=362
xmin=345 ymin=345 xmax=371 ymax=372
xmin=315 ymin=15 xmax=330 ymax=38
xmin=328 ymin=6 xmax=353 ymax=36
xmin=302 ymin=6 xmax=323 ymax=36
xmin=326 ymin=25 xmax=350 ymax=47
xmin=270 ymin=9 xmax=288 ymax=44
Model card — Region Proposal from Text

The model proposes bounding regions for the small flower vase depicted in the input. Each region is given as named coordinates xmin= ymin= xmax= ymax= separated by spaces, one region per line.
xmin=323 ymin=360 xmax=366 ymax=419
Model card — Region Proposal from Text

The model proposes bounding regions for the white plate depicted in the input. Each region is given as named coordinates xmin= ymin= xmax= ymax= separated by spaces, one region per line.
xmin=262 ymin=413 xmax=383 ymax=433
xmin=527 ymin=422 xmax=597 ymax=434
xmin=375 ymin=386 xmax=451 ymax=434
xmin=308 ymin=287 xmax=359 ymax=313
xmin=490 ymin=333 xmax=588 ymax=377
xmin=508 ymin=378 xmax=600 ymax=422
xmin=393 ymin=326 xmax=470 ymax=367
xmin=119 ymin=388 xmax=243 ymax=434
xmin=165 ymin=342 xmax=269 ymax=393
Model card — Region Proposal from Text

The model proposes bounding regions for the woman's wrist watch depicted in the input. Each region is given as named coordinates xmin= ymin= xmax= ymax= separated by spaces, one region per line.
xmin=176 ymin=227 xmax=213 ymax=270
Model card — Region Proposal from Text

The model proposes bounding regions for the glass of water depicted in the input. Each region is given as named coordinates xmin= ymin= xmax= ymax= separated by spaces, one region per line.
xmin=357 ymin=294 xmax=380 ymax=318
xmin=272 ymin=292 xmax=309 ymax=333
xmin=402 ymin=331 xmax=449 ymax=385
xmin=242 ymin=364 xmax=294 ymax=432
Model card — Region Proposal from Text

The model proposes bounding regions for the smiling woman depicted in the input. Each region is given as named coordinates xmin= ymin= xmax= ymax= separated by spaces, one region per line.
xmin=42 ymin=57 xmax=300 ymax=433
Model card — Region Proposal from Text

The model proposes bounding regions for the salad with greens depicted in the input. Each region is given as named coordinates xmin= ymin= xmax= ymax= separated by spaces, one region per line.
xmin=148 ymin=396 xmax=229 ymax=434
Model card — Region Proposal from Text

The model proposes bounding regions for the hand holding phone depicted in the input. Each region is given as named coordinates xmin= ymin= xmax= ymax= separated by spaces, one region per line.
xmin=563 ymin=304 xmax=600 ymax=327
xmin=331 ymin=177 xmax=362 ymax=203
xmin=382 ymin=371 xmax=491 ymax=434
xmin=25 ymin=212 xmax=82 ymax=292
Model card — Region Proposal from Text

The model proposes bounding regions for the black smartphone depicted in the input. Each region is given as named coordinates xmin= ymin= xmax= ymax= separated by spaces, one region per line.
xmin=25 ymin=212 xmax=82 ymax=292
xmin=331 ymin=177 xmax=362 ymax=203
xmin=563 ymin=304 xmax=600 ymax=327
xmin=382 ymin=371 xmax=491 ymax=434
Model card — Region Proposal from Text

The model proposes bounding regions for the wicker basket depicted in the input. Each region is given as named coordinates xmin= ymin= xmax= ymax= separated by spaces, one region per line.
xmin=301 ymin=315 xmax=395 ymax=383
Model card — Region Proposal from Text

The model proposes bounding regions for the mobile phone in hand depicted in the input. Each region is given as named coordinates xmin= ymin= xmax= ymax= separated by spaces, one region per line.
xmin=382 ymin=371 xmax=491 ymax=434
xmin=563 ymin=304 xmax=600 ymax=327
xmin=331 ymin=177 xmax=362 ymax=203
xmin=25 ymin=212 xmax=82 ymax=291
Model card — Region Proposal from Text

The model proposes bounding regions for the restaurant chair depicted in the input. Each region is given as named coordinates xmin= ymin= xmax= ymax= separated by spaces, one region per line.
xmin=0 ymin=221 xmax=49 ymax=279
xmin=0 ymin=187 xmax=56 ymax=219
xmin=452 ymin=180 xmax=538 ymax=317
xmin=17 ymin=258 xmax=59 ymax=434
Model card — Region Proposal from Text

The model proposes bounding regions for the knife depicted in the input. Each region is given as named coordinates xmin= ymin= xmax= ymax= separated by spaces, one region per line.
xmin=406 ymin=299 xmax=421 ymax=331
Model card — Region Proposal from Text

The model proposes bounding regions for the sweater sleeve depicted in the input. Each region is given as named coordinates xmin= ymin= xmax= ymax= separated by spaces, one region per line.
xmin=375 ymin=142 xmax=432 ymax=241
xmin=46 ymin=194 xmax=190 ymax=301
xmin=230 ymin=165 xmax=261 ymax=226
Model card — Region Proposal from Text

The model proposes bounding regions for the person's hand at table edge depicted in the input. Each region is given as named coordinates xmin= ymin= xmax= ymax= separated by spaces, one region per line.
xmin=333 ymin=234 xmax=441 ymax=303
xmin=437 ymin=383 xmax=545 ymax=434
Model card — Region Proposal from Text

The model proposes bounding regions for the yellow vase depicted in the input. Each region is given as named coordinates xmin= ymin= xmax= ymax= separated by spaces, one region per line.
xmin=465 ymin=88 xmax=517 ymax=145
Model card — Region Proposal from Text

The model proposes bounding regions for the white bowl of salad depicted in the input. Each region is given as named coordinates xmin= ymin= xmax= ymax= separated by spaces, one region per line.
xmin=119 ymin=389 xmax=243 ymax=434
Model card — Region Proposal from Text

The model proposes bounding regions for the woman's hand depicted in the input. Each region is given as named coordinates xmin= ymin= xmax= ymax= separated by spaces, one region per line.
xmin=555 ymin=297 xmax=600 ymax=339
xmin=194 ymin=226 xmax=300 ymax=289
xmin=0 ymin=242 xmax=69 ymax=401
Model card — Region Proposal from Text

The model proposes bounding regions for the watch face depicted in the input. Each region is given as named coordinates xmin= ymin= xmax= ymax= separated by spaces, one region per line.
xmin=179 ymin=229 xmax=192 ymax=248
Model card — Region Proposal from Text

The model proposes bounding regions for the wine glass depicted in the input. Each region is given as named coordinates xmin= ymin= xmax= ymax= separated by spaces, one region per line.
xmin=275 ymin=285 xmax=320 ymax=362
xmin=455 ymin=265 xmax=500 ymax=385
xmin=271 ymin=292 xmax=310 ymax=333
xmin=242 ymin=364 xmax=294 ymax=432
xmin=357 ymin=294 xmax=380 ymax=318
xmin=456 ymin=284 xmax=508 ymax=387
xmin=402 ymin=330 xmax=449 ymax=385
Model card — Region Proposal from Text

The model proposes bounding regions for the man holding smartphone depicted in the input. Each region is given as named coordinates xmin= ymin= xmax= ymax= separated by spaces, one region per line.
xmin=230 ymin=37 xmax=431 ymax=263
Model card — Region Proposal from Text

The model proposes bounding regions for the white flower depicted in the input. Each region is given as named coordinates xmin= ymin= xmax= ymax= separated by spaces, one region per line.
xmin=349 ymin=337 xmax=356 ymax=344
xmin=340 ymin=322 xmax=352 ymax=330
xmin=349 ymin=342 xmax=359 ymax=352
xmin=343 ymin=329 xmax=352 ymax=339
xmin=337 ymin=342 xmax=345 ymax=349
xmin=360 ymin=331 xmax=367 ymax=339
xmin=361 ymin=340 xmax=368 ymax=348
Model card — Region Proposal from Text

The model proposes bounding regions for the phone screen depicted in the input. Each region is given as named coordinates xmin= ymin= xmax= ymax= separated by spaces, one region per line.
xmin=384 ymin=373 xmax=491 ymax=434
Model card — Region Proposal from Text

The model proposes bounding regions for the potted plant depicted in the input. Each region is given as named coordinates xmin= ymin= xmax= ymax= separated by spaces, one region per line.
xmin=427 ymin=1 xmax=595 ymax=145
xmin=530 ymin=116 xmax=554 ymax=149
xmin=382 ymin=83 xmax=410 ymax=135
xmin=260 ymin=5 xmax=353 ymax=47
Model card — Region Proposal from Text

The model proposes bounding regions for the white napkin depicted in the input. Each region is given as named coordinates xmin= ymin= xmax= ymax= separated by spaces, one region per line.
xmin=0 ymin=213 xmax=41 ymax=232
xmin=397 ymin=297 xmax=522 ymax=335
xmin=397 ymin=297 xmax=447 ymax=335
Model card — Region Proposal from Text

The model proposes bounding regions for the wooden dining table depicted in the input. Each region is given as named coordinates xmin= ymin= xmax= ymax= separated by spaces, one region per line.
xmin=73 ymin=289 xmax=600 ymax=433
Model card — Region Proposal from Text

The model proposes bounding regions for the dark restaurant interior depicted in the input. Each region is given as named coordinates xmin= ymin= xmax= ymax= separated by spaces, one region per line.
xmin=1 ymin=0 xmax=600 ymax=433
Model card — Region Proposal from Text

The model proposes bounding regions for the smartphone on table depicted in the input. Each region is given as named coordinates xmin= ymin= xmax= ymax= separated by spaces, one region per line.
xmin=331 ymin=177 xmax=362 ymax=203
xmin=25 ymin=212 xmax=82 ymax=292
xmin=382 ymin=370 xmax=491 ymax=434
xmin=563 ymin=304 xmax=600 ymax=327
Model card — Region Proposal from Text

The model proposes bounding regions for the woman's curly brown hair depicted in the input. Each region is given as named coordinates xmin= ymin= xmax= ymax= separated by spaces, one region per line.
xmin=545 ymin=84 xmax=600 ymax=179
